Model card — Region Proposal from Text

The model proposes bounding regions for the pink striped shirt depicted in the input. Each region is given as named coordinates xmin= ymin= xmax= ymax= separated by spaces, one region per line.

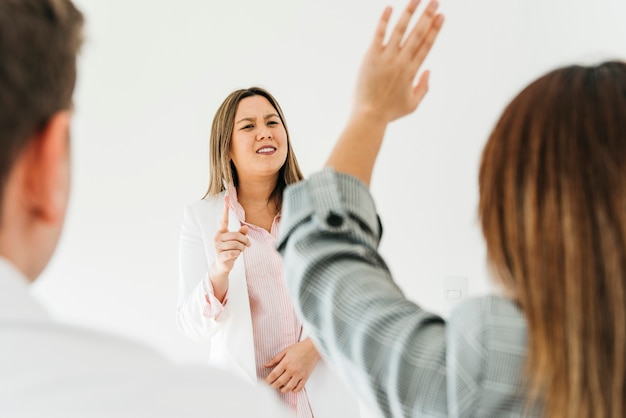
xmin=203 ymin=186 xmax=313 ymax=418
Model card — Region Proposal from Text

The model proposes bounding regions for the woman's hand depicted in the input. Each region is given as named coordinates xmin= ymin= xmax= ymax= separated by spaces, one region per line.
xmin=264 ymin=338 xmax=321 ymax=393
xmin=325 ymin=0 xmax=444 ymax=185
xmin=353 ymin=0 xmax=444 ymax=124
xmin=210 ymin=197 xmax=250 ymax=300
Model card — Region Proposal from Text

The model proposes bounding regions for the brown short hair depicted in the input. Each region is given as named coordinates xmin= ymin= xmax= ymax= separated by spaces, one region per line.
xmin=479 ymin=61 xmax=626 ymax=417
xmin=203 ymin=87 xmax=304 ymax=210
xmin=0 ymin=0 xmax=83 ymax=201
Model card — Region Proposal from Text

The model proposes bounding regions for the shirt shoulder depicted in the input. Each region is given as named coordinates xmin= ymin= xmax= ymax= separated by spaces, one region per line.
xmin=447 ymin=295 xmax=536 ymax=417
xmin=186 ymin=192 xmax=225 ymax=212
xmin=1 ymin=320 xmax=290 ymax=418
xmin=182 ymin=193 xmax=227 ymax=229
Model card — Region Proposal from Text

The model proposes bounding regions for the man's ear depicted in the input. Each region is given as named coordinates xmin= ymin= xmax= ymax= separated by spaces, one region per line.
xmin=23 ymin=111 xmax=72 ymax=224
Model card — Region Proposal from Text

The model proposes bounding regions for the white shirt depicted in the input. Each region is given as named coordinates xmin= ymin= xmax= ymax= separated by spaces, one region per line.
xmin=0 ymin=258 xmax=291 ymax=418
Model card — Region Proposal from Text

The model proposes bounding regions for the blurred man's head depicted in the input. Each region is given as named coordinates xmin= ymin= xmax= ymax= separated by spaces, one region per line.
xmin=0 ymin=0 xmax=83 ymax=280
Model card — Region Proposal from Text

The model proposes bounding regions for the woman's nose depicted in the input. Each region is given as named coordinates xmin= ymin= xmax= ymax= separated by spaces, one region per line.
xmin=256 ymin=128 xmax=272 ymax=140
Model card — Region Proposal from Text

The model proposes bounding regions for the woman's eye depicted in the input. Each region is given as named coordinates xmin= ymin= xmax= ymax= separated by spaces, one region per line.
xmin=242 ymin=124 xmax=253 ymax=130
xmin=268 ymin=120 xmax=279 ymax=126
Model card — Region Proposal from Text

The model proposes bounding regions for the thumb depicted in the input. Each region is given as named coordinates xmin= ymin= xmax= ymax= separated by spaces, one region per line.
xmin=264 ymin=350 xmax=285 ymax=368
xmin=239 ymin=224 xmax=250 ymax=236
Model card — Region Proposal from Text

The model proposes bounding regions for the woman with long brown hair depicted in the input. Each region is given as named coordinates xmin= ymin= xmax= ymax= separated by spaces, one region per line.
xmin=277 ymin=0 xmax=626 ymax=416
xmin=478 ymin=61 xmax=626 ymax=417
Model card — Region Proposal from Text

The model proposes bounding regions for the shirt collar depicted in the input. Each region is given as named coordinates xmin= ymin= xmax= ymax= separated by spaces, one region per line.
xmin=224 ymin=183 xmax=282 ymax=225
xmin=0 ymin=257 xmax=50 ymax=322
xmin=225 ymin=183 xmax=246 ymax=223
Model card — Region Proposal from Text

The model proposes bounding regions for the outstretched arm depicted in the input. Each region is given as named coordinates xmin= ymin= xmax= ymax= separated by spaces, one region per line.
xmin=277 ymin=2 xmax=447 ymax=416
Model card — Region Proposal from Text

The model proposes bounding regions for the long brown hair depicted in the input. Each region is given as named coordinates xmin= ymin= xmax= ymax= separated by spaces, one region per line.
xmin=203 ymin=87 xmax=304 ymax=211
xmin=479 ymin=61 xmax=626 ymax=417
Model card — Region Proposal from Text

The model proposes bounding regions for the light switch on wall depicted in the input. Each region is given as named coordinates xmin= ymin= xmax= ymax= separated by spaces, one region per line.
xmin=441 ymin=276 xmax=468 ymax=317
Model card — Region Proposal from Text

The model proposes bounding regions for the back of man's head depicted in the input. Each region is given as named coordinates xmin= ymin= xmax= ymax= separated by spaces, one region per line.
xmin=0 ymin=0 xmax=83 ymax=207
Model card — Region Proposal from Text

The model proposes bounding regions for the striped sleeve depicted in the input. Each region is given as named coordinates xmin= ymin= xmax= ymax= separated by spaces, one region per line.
xmin=277 ymin=169 xmax=448 ymax=418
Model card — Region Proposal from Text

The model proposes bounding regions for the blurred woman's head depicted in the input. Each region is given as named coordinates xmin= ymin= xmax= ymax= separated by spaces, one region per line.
xmin=479 ymin=61 xmax=626 ymax=417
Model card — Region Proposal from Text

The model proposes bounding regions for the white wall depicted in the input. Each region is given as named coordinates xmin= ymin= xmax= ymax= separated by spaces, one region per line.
xmin=32 ymin=0 xmax=626 ymax=388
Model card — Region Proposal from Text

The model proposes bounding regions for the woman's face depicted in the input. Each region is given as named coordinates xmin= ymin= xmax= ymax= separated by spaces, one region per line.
xmin=229 ymin=95 xmax=288 ymax=182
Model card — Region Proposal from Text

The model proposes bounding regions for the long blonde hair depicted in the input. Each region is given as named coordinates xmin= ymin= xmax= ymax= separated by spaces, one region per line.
xmin=479 ymin=61 xmax=626 ymax=417
xmin=203 ymin=87 xmax=304 ymax=211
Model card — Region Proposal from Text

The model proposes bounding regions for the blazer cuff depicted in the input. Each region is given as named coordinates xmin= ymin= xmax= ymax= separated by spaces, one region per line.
xmin=277 ymin=168 xmax=382 ymax=252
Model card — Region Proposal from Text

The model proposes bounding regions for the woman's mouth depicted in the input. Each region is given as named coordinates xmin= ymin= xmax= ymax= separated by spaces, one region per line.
xmin=256 ymin=147 xmax=277 ymax=155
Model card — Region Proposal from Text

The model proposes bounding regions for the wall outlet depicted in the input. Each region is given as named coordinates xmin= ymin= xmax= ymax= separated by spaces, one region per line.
xmin=441 ymin=276 xmax=468 ymax=317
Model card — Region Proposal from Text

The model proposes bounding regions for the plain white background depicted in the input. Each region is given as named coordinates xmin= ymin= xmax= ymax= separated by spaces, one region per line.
xmin=31 ymin=0 xmax=626 ymax=408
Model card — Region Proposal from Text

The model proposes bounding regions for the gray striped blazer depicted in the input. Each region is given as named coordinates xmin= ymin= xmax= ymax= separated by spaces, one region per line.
xmin=276 ymin=169 xmax=542 ymax=418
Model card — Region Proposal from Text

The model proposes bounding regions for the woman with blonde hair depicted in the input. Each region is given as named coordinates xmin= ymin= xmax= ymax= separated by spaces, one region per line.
xmin=277 ymin=0 xmax=626 ymax=416
xmin=177 ymin=87 xmax=360 ymax=418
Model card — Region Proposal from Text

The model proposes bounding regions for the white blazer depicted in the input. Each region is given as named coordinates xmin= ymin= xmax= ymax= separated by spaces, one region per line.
xmin=177 ymin=192 xmax=361 ymax=418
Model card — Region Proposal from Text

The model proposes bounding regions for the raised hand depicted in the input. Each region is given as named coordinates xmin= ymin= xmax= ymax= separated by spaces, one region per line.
xmin=263 ymin=338 xmax=321 ymax=393
xmin=354 ymin=0 xmax=444 ymax=123
xmin=209 ymin=196 xmax=250 ymax=301
xmin=325 ymin=0 xmax=444 ymax=185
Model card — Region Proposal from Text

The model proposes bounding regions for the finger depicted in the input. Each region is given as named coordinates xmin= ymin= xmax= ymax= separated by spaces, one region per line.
xmin=271 ymin=373 xmax=293 ymax=390
xmin=401 ymin=0 xmax=439 ymax=54
xmin=215 ymin=240 xmax=247 ymax=254
xmin=265 ymin=367 xmax=285 ymax=385
xmin=412 ymin=70 xmax=430 ymax=105
xmin=369 ymin=5 xmax=392 ymax=49
xmin=387 ymin=0 xmax=421 ymax=48
xmin=214 ymin=240 xmax=246 ymax=257
xmin=219 ymin=197 xmax=230 ymax=233
xmin=217 ymin=231 xmax=250 ymax=247
xmin=292 ymin=379 xmax=306 ymax=393
xmin=410 ymin=13 xmax=444 ymax=70
xmin=281 ymin=377 xmax=300 ymax=393
xmin=217 ymin=249 xmax=243 ymax=263
xmin=238 ymin=225 xmax=250 ymax=243
xmin=264 ymin=350 xmax=285 ymax=369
